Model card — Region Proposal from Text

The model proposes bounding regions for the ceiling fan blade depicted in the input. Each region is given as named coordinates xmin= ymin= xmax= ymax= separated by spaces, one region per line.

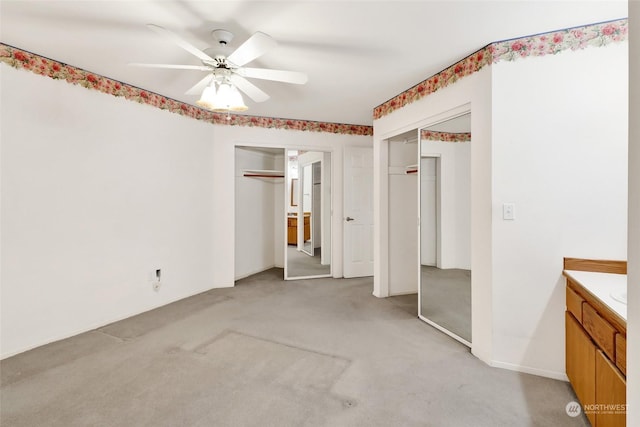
xmin=237 ymin=67 xmax=308 ymax=84
xmin=229 ymin=75 xmax=270 ymax=103
xmin=227 ymin=32 xmax=277 ymax=67
xmin=128 ymin=63 xmax=211 ymax=71
xmin=186 ymin=74 xmax=214 ymax=95
xmin=146 ymin=24 xmax=213 ymax=62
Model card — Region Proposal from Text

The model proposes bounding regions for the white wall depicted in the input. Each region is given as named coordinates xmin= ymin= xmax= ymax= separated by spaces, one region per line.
xmin=491 ymin=42 xmax=628 ymax=377
xmin=234 ymin=148 xmax=284 ymax=279
xmin=1 ymin=66 xmax=216 ymax=358
xmin=420 ymin=140 xmax=471 ymax=270
xmin=627 ymin=2 xmax=639 ymax=425
xmin=374 ymin=70 xmax=493 ymax=364
xmin=374 ymin=39 xmax=628 ymax=378
xmin=0 ymin=65 xmax=372 ymax=358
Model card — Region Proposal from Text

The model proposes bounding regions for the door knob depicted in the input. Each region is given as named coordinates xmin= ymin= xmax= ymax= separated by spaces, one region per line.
xmin=346 ymin=217 xmax=355 ymax=222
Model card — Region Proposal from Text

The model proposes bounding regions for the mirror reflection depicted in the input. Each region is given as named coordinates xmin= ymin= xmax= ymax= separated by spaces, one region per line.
xmin=418 ymin=112 xmax=472 ymax=345
xmin=286 ymin=150 xmax=331 ymax=279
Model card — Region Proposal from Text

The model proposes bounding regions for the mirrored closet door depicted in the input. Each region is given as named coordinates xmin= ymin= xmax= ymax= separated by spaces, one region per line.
xmin=285 ymin=150 xmax=332 ymax=280
xmin=418 ymin=112 xmax=472 ymax=346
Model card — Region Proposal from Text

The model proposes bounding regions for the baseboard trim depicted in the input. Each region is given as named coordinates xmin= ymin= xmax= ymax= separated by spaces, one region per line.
xmin=491 ymin=360 xmax=569 ymax=381
xmin=389 ymin=290 xmax=418 ymax=296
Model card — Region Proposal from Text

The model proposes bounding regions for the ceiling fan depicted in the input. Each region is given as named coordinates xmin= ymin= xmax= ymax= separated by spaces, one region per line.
xmin=130 ymin=24 xmax=308 ymax=111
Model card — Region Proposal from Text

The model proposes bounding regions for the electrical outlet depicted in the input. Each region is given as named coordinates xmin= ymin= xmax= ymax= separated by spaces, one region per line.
xmin=151 ymin=268 xmax=161 ymax=292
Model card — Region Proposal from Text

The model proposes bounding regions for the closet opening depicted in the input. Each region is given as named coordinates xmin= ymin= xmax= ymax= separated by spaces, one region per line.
xmin=234 ymin=146 xmax=332 ymax=282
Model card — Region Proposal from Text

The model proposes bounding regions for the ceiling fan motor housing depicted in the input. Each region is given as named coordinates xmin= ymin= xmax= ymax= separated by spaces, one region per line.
xmin=212 ymin=29 xmax=234 ymax=45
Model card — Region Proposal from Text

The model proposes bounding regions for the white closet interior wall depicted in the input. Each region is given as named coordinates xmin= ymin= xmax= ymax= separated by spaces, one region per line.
xmin=235 ymin=147 xmax=285 ymax=280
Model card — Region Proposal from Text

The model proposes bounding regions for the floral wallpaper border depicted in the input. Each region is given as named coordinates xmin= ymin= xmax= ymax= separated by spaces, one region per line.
xmin=374 ymin=46 xmax=492 ymax=120
xmin=0 ymin=44 xmax=373 ymax=136
xmin=420 ymin=130 xmax=471 ymax=143
xmin=374 ymin=18 xmax=628 ymax=120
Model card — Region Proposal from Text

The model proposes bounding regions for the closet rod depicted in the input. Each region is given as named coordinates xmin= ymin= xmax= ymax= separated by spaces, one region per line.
xmin=243 ymin=173 xmax=285 ymax=178
xmin=243 ymin=169 xmax=285 ymax=178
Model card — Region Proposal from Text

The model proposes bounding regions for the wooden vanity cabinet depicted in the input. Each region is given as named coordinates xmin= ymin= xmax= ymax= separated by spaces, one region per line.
xmin=287 ymin=214 xmax=310 ymax=245
xmin=287 ymin=217 xmax=296 ymax=245
xmin=565 ymin=267 xmax=627 ymax=427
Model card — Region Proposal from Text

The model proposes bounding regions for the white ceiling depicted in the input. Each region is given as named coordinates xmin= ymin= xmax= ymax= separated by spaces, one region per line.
xmin=0 ymin=1 xmax=627 ymax=125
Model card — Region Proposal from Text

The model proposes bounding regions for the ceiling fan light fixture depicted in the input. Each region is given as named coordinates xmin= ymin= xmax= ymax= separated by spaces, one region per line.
xmin=195 ymin=83 xmax=217 ymax=109
xmin=210 ymin=82 xmax=248 ymax=112
xmin=227 ymin=85 xmax=249 ymax=112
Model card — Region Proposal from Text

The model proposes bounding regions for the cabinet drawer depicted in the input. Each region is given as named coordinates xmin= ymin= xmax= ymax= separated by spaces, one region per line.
xmin=566 ymin=285 xmax=584 ymax=323
xmin=616 ymin=334 xmax=626 ymax=375
xmin=583 ymin=303 xmax=616 ymax=361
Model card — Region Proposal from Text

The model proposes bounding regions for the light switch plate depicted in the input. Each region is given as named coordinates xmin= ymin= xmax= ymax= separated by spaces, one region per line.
xmin=503 ymin=203 xmax=515 ymax=220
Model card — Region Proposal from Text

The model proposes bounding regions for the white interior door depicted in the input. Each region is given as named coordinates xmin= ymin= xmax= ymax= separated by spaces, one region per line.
xmin=344 ymin=147 xmax=374 ymax=278
xmin=420 ymin=157 xmax=437 ymax=266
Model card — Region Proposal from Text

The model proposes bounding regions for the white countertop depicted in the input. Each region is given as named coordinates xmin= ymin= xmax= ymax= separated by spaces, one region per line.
xmin=564 ymin=270 xmax=627 ymax=321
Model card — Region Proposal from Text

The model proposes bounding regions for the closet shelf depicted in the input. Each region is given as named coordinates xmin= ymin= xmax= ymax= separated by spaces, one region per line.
xmin=243 ymin=169 xmax=285 ymax=178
